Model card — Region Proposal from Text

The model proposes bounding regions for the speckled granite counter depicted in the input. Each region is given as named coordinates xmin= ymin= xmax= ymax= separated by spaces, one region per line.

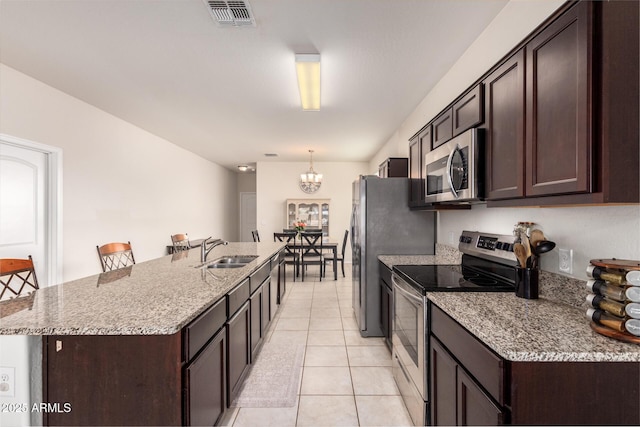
xmin=0 ymin=242 xmax=284 ymax=335
xmin=379 ymin=243 xmax=640 ymax=363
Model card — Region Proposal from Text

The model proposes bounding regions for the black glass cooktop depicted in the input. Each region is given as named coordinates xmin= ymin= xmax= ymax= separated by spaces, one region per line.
xmin=393 ymin=257 xmax=515 ymax=294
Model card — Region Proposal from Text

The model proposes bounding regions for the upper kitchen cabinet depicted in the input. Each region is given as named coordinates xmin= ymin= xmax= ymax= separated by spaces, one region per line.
xmin=452 ymin=84 xmax=484 ymax=137
xmin=432 ymin=109 xmax=453 ymax=149
xmin=524 ymin=1 xmax=591 ymax=198
xmin=378 ymin=157 xmax=408 ymax=178
xmin=486 ymin=0 xmax=639 ymax=206
xmin=409 ymin=126 xmax=431 ymax=208
xmin=483 ymin=49 xmax=525 ymax=200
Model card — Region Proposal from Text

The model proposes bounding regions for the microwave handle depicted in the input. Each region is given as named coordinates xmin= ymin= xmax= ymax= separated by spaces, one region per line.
xmin=446 ymin=144 xmax=460 ymax=198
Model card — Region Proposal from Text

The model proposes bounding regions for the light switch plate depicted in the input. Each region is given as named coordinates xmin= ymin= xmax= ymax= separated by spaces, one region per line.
xmin=559 ymin=248 xmax=573 ymax=274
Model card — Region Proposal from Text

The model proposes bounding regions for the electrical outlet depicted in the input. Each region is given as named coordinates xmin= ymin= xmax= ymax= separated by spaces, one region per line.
xmin=559 ymin=248 xmax=573 ymax=274
xmin=0 ymin=366 xmax=15 ymax=397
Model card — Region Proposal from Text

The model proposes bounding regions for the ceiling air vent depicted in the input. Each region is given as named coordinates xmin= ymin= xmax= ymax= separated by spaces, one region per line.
xmin=204 ymin=0 xmax=256 ymax=27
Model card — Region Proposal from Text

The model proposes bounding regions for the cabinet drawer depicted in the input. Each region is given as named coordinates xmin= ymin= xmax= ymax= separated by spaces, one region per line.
xmin=250 ymin=262 xmax=270 ymax=294
xmin=431 ymin=304 xmax=505 ymax=405
xmin=184 ymin=297 xmax=227 ymax=362
xmin=228 ymin=278 xmax=250 ymax=317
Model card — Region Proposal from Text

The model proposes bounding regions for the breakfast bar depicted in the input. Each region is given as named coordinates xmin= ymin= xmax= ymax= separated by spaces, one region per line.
xmin=0 ymin=242 xmax=286 ymax=426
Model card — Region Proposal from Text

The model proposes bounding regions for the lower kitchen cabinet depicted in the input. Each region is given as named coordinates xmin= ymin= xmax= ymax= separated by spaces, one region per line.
xmin=184 ymin=328 xmax=226 ymax=426
xmin=227 ymin=301 xmax=250 ymax=405
xmin=379 ymin=261 xmax=393 ymax=350
xmin=430 ymin=304 xmax=640 ymax=426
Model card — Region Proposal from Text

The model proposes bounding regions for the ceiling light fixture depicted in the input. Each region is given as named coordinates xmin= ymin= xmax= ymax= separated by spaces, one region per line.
xmin=237 ymin=165 xmax=249 ymax=172
xmin=295 ymin=54 xmax=321 ymax=111
xmin=299 ymin=150 xmax=322 ymax=193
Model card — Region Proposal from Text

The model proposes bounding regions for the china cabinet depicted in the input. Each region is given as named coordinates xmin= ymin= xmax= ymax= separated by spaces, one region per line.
xmin=285 ymin=199 xmax=330 ymax=236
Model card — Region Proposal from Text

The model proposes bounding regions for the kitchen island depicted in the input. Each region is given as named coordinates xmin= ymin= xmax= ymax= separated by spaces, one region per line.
xmin=381 ymin=250 xmax=640 ymax=425
xmin=0 ymin=242 xmax=286 ymax=426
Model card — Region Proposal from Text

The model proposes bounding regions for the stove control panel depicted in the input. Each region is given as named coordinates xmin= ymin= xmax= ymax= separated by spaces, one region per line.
xmin=458 ymin=230 xmax=518 ymax=266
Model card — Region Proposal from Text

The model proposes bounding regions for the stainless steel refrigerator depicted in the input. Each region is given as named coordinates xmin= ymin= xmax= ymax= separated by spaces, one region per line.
xmin=351 ymin=175 xmax=436 ymax=337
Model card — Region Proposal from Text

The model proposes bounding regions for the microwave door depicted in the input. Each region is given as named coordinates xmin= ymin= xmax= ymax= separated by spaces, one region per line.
xmin=446 ymin=145 xmax=465 ymax=198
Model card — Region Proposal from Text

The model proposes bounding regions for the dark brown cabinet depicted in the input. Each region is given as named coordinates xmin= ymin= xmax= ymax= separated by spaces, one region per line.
xmin=227 ymin=300 xmax=250 ymax=405
xmin=483 ymin=49 xmax=525 ymax=200
xmin=378 ymin=157 xmax=408 ymax=178
xmin=408 ymin=127 xmax=431 ymax=208
xmin=430 ymin=304 xmax=640 ymax=426
xmin=432 ymin=109 xmax=453 ymax=149
xmin=452 ymin=84 xmax=484 ymax=137
xmin=184 ymin=328 xmax=226 ymax=426
xmin=378 ymin=261 xmax=393 ymax=350
xmin=525 ymin=2 xmax=591 ymax=197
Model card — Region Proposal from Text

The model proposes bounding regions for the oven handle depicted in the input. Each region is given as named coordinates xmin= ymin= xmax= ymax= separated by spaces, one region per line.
xmin=392 ymin=274 xmax=423 ymax=306
xmin=446 ymin=144 xmax=460 ymax=199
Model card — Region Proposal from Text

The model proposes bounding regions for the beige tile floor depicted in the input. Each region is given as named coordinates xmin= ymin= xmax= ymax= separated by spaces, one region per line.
xmin=221 ymin=265 xmax=413 ymax=427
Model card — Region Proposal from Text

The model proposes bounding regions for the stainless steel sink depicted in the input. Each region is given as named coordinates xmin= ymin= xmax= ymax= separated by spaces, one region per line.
xmin=211 ymin=256 xmax=258 ymax=264
xmin=206 ymin=255 xmax=258 ymax=269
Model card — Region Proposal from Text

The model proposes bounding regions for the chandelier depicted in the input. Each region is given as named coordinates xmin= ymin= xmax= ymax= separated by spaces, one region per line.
xmin=299 ymin=150 xmax=322 ymax=194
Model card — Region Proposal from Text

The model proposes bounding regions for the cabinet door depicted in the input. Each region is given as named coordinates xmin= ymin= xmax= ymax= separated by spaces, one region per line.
xmin=378 ymin=162 xmax=388 ymax=177
xmin=409 ymin=128 xmax=430 ymax=206
xmin=453 ymin=84 xmax=484 ymax=136
xmin=457 ymin=368 xmax=504 ymax=426
xmin=185 ymin=328 xmax=226 ymax=426
xmin=525 ymin=2 xmax=592 ymax=197
xmin=380 ymin=280 xmax=392 ymax=350
xmin=432 ymin=109 xmax=453 ymax=149
xmin=250 ymin=287 xmax=262 ymax=360
xmin=484 ymin=50 xmax=525 ymax=200
xmin=430 ymin=337 xmax=458 ymax=426
xmin=227 ymin=301 xmax=250 ymax=405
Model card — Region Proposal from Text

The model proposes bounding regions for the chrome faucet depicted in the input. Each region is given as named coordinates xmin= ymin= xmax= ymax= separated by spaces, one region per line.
xmin=200 ymin=237 xmax=228 ymax=263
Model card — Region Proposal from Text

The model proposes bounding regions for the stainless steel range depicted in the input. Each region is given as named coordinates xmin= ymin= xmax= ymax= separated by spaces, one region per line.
xmin=392 ymin=230 xmax=519 ymax=426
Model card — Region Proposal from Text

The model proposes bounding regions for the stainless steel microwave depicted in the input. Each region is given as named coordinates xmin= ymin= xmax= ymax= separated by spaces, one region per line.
xmin=424 ymin=128 xmax=483 ymax=203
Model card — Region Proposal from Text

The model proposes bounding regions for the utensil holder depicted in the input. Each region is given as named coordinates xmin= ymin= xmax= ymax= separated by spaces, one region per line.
xmin=515 ymin=267 xmax=539 ymax=299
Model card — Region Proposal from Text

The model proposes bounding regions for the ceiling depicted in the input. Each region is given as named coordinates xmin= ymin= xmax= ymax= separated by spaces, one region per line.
xmin=0 ymin=0 xmax=508 ymax=170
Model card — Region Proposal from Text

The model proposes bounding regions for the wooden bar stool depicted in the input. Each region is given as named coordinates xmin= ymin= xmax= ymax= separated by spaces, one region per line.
xmin=171 ymin=233 xmax=191 ymax=253
xmin=97 ymin=241 xmax=136 ymax=272
xmin=0 ymin=256 xmax=39 ymax=301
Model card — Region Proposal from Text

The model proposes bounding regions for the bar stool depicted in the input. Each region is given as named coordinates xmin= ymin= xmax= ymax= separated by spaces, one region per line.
xmin=96 ymin=241 xmax=136 ymax=272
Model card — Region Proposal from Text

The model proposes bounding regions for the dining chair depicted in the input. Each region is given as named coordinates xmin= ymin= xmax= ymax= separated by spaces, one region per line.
xmin=300 ymin=231 xmax=324 ymax=281
xmin=324 ymin=230 xmax=348 ymax=278
xmin=0 ymin=256 xmax=39 ymax=301
xmin=252 ymin=230 xmax=261 ymax=242
xmin=171 ymin=233 xmax=190 ymax=253
xmin=96 ymin=241 xmax=136 ymax=272
xmin=274 ymin=232 xmax=299 ymax=281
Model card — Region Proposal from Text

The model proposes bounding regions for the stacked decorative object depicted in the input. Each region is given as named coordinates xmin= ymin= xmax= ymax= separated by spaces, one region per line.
xmin=586 ymin=259 xmax=640 ymax=342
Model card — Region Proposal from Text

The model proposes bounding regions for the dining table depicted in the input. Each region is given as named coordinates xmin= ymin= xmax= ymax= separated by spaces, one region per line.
xmin=285 ymin=236 xmax=338 ymax=280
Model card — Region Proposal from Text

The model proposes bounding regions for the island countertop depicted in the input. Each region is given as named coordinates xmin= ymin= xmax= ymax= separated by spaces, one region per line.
xmin=0 ymin=242 xmax=284 ymax=335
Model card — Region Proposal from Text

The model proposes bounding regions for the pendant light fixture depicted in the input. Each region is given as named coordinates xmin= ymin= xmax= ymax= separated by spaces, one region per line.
xmin=299 ymin=150 xmax=322 ymax=193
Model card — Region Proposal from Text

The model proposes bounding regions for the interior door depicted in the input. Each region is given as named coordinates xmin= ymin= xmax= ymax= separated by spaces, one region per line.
xmin=0 ymin=140 xmax=50 ymax=427
xmin=0 ymin=142 xmax=47 ymax=285
xmin=239 ymin=192 xmax=256 ymax=242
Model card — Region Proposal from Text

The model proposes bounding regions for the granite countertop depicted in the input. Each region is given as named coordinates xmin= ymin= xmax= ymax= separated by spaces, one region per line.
xmin=380 ymin=245 xmax=640 ymax=363
xmin=0 ymin=242 xmax=284 ymax=336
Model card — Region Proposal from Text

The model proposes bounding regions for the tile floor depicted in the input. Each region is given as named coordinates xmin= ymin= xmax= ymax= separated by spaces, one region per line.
xmin=221 ymin=265 xmax=413 ymax=427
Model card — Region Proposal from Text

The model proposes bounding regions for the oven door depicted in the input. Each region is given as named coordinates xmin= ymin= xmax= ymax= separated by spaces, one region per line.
xmin=392 ymin=273 xmax=426 ymax=404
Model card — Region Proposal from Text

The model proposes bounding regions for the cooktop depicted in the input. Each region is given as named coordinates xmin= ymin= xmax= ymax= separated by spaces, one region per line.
xmin=393 ymin=262 xmax=515 ymax=294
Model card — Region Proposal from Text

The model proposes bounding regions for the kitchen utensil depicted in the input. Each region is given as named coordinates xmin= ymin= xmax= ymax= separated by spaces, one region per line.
xmin=521 ymin=234 xmax=532 ymax=267
xmin=514 ymin=243 xmax=528 ymax=268
xmin=529 ymin=229 xmax=545 ymax=248
xmin=533 ymin=240 xmax=556 ymax=255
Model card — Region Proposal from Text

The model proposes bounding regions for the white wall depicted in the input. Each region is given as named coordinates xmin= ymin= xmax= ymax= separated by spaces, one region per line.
xmin=370 ymin=0 xmax=640 ymax=279
xmin=0 ymin=63 xmax=238 ymax=282
xmin=256 ymin=161 xmax=369 ymax=262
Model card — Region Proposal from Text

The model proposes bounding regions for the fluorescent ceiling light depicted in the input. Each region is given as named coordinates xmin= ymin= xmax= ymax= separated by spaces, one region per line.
xmin=295 ymin=54 xmax=321 ymax=111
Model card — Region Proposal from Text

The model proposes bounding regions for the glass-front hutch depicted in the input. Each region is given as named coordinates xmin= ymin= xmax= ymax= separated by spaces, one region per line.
xmin=286 ymin=199 xmax=330 ymax=236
